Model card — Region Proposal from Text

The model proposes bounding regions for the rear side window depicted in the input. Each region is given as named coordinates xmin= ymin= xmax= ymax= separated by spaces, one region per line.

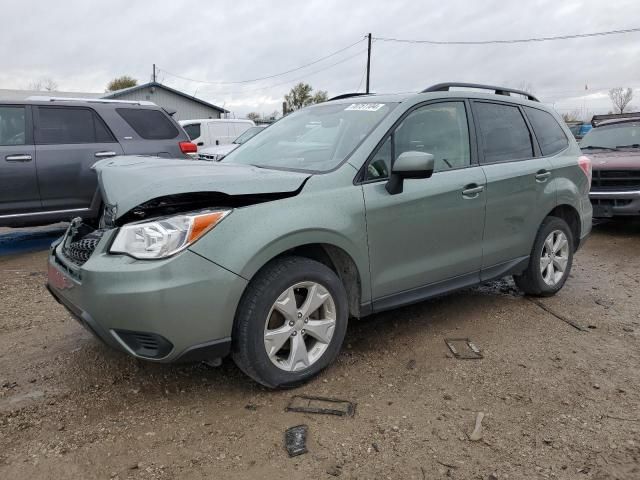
xmin=116 ymin=108 xmax=179 ymax=140
xmin=37 ymin=107 xmax=116 ymax=144
xmin=183 ymin=123 xmax=201 ymax=140
xmin=524 ymin=107 xmax=568 ymax=156
xmin=474 ymin=102 xmax=533 ymax=163
xmin=0 ymin=106 xmax=26 ymax=145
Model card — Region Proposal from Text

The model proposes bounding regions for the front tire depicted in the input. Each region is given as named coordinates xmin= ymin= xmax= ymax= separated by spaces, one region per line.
xmin=232 ymin=256 xmax=348 ymax=388
xmin=514 ymin=216 xmax=574 ymax=297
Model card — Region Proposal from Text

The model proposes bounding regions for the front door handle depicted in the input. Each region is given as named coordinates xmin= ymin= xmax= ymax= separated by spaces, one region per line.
xmin=94 ymin=151 xmax=117 ymax=158
xmin=535 ymin=170 xmax=551 ymax=182
xmin=462 ymin=184 xmax=484 ymax=198
xmin=5 ymin=154 xmax=32 ymax=162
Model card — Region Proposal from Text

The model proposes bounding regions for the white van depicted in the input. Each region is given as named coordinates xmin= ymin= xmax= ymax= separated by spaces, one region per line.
xmin=179 ymin=119 xmax=255 ymax=149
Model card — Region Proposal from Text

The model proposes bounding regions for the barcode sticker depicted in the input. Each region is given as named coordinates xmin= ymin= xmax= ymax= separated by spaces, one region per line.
xmin=345 ymin=103 xmax=385 ymax=112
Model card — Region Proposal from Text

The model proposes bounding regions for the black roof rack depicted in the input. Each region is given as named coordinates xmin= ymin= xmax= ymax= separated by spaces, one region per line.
xmin=422 ymin=82 xmax=539 ymax=102
xmin=328 ymin=92 xmax=373 ymax=101
xmin=591 ymin=112 xmax=640 ymax=128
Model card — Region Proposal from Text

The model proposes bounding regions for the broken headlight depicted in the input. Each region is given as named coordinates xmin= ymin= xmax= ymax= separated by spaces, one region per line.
xmin=110 ymin=210 xmax=230 ymax=259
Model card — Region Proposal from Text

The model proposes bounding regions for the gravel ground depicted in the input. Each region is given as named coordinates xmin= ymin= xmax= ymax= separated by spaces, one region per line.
xmin=0 ymin=221 xmax=639 ymax=479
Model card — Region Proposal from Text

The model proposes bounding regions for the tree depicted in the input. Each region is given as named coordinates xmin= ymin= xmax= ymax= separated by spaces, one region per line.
xmin=561 ymin=111 xmax=580 ymax=123
xmin=284 ymin=83 xmax=327 ymax=112
xmin=106 ymin=75 xmax=138 ymax=92
xmin=29 ymin=77 xmax=58 ymax=91
xmin=246 ymin=112 xmax=261 ymax=122
xmin=609 ymin=87 xmax=634 ymax=114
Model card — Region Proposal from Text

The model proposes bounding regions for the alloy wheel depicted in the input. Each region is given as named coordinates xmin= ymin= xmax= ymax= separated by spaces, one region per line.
xmin=263 ymin=281 xmax=336 ymax=372
xmin=540 ymin=230 xmax=570 ymax=286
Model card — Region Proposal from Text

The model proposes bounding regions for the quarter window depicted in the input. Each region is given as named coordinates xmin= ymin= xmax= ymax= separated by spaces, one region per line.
xmin=524 ymin=107 xmax=568 ymax=156
xmin=183 ymin=123 xmax=201 ymax=141
xmin=364 ymin=102 xmax=471 ymax=181
xmin=36 ymin=107 xmax=115 ymax=144
xmin=0 ymin=106 xmax=26 ymax=146
xmin=116 ymin=108 xmax=179 ymax=140
xmin=474 ymin=102 xmax=533 ymax=163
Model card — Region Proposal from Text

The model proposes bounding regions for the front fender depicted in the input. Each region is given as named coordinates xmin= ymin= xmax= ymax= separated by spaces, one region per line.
xmin=189 ymin=175 xmax=372 ymax=303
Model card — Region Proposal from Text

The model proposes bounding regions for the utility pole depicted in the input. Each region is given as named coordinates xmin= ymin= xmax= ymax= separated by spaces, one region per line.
xmin=365 ymin=33 xmax=372 ymax=93
xmin=152 ymin=64 xmax=156 ymax=83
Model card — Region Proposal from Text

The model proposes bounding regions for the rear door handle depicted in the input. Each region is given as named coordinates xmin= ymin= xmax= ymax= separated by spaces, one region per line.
xmin=462 ymin=184 xmax=484 ymax=198
xmin=535 ymin=170 xmax=551 ymax=182
xmin=5 ymin=154 xmax=32 ymax=162
xmin=94 ymin=151 xmax=117 ymax=158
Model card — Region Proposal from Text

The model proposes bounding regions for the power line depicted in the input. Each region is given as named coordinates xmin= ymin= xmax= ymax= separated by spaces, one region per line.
xmin=193 ymin=49 xmax=367 ymax=97
xmin=157 ymin=37 xmax=365 ymax=85
xmin=373 ymin=27 xmax=640 ymax=45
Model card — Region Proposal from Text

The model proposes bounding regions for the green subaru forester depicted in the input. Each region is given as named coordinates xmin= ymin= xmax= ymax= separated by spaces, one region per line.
xmin=47 ymin=83 xmax=592 ymax=388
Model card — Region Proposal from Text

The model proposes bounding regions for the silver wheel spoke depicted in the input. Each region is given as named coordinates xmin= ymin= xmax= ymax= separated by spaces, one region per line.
xmin=540 ymin=255 xmax=551 ymax=271
xmin=544 ymin=236 xmax=554 ymax=254
xmin=553 ymin=255 xmax=567 ymax=272
xmin=304 ymin=319 xmax=335 ymax=344
xmin=287 ymin=333 xmax=310 ymax=371
xmin=273 ymin=287 xmax=298 ymax=321
xmin=553 ymin=235 xmax=567 ymax=254
xmin=264 ymin=325 xmax=293 ymax=359
xmin=300 ymin=284 xmax=330 ymax=318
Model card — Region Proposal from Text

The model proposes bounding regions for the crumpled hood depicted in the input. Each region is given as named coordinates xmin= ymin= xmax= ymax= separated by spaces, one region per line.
xmin=586 ymin=150 xmax=640 ymax=170
xmin=93 ymin=156 xmax=311 ymax=219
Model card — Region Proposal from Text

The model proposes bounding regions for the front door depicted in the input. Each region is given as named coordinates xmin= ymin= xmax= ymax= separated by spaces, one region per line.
xmin=0 ymin=105 xmax=40 ymax=216
xmin=362 ymin=101 xmax=486 ymax=307
xmin=34 ymin=106 xmax=123 ymax=211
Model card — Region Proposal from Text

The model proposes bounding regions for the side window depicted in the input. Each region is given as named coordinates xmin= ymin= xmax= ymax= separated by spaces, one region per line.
xmin=394 ymin=102 xmax=470 ymax=172
xmin=94 ymin=113 xmax=116 ymax=143
xmin=37 ymin=107 xmax=95 ymax=144
xmin=365 ymin=136 xmax=392 ymax=180
xmin=474 ymin=102 xmax=533 ymax=163
xmin=183 ymin=123 xmax=201 ymax=141
xmin=116 ymin=108 xmax=179 ymax=140
xmin=0 ymin=106 xmax=26 ymax=146
xmin=364 ymin=102 xmax=471 ymax=181
xmin=524 ymin=107 xmax=568 ymax=156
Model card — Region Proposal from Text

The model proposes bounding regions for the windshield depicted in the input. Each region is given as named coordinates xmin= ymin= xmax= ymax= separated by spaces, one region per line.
xmin=233 ymin=126 xmax=265 ymax=144
xmin=580 ymin=123 xmax=640 ymax=149
xmin=222 ymin=102 xmax=397 ymax=172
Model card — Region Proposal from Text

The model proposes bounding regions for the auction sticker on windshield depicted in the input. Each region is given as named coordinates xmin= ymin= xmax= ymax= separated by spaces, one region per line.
xmin=345 ymin=103 xmax=385 ymax=112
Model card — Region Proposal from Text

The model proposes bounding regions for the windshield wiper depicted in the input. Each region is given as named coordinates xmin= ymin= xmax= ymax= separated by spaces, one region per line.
xmin=615 ymin=144 xmax=640 ymax=148
xmin=580 ymin=145 xmax=619 ymax=151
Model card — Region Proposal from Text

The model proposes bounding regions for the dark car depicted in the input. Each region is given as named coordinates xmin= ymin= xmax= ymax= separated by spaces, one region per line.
xmin=0 ymin=97 xmax=195 ymax=227
xmin=580 ymin=113 xmax=640 ymax=218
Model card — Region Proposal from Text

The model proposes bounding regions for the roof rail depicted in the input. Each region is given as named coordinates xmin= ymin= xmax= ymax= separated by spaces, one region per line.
xmin=26 ymin=96 xmax=157 ymax=106
xmin=328 ymin=92 xmax=373 ymax=101
xmin=422 ymin=83 xmax=539 ymax=102
xmin=591 ymin=112 xmax=640 ymax=128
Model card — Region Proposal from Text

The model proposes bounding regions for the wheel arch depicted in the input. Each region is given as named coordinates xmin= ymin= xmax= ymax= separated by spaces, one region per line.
xmin=241 ymin=239 xmax=367 ymax=319
xmin=546 ymin=204 xmax=581 ymax=251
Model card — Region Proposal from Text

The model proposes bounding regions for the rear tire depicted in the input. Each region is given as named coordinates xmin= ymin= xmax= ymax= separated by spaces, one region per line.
xmin=232 ymin=256 xmax=348 ymax=388
xmin=514 ymin=216 xmax=574 ymax=297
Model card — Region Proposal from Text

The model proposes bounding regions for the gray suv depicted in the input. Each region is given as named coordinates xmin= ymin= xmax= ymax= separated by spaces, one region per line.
xmin=0 ymin=97 xmax=194 ymax=227
xmin=47 ymin=83 xmax=592 ymax=388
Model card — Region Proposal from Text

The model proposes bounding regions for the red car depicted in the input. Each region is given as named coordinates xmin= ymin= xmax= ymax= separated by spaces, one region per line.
xmin=581 ymin=113 xmax=640 ymax=218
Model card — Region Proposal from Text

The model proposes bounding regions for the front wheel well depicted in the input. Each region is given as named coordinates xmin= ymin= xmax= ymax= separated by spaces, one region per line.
xmin=547 ymin=205 xmax=581 ymax=251
xmin=272 ymin=244 xmax=363 ymax=318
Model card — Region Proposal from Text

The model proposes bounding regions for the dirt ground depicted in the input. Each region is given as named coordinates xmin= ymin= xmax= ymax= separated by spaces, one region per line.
xmin=0 ymin=221 xmax=639 ymax=480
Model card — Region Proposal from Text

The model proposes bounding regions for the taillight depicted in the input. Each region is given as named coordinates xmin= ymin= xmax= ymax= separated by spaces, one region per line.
xmin=578 ymin=155 xmax=592 ymax=185
xmin=179 ymin=141 xmax=197 ymax=154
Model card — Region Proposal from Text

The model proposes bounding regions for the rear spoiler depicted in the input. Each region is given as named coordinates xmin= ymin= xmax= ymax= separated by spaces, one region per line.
xmin=591 ymin=112 xmax=640 ymax=128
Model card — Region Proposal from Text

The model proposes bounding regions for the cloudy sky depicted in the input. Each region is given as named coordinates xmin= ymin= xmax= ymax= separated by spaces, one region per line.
xmin=2 ymin=0 xmax=639 ymax=118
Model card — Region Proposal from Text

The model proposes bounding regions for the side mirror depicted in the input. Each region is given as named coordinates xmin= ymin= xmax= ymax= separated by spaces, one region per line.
xmin=385 ymin=151 xmax=435 ymax=195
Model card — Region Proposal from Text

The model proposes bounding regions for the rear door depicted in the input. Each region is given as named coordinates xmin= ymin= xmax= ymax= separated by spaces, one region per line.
xmin=34 ymin=106 xmax=124 ymax=211
xmin=472 ymin=100 xmax=555 ymax=277
xmin=0 ymin=105 xmax=40 ymax=215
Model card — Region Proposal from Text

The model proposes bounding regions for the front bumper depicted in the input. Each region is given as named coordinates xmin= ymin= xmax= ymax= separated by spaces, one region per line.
xmin=46 ymin=230 xmax=247 ymax=363
xmin=589 ymin=190 xmax=640 ymax=217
